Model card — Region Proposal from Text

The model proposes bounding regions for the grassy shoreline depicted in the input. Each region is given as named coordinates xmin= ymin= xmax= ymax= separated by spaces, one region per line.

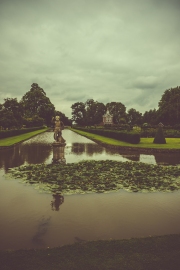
xmin=1 ymin=234 xmax=180 ymax=270
xmin=0 ymin=128 xmax=48 ymax=147
xmin=71 ymin=128 xmax=180 ymax=152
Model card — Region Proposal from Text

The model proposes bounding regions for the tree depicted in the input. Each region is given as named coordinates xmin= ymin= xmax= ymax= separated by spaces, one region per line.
xmin=0 ymin=110 xmax=18 ymax=129
xmin=127 ymin=108 xmax=142 ymax=126
xmin=55 ymin=111 xmax=72 ymax=126
xmin=85 ymin=99 xmax=106 ymax=126
xmin=158 ymin=86 xmax=180 ymax=125
xmin=106 ymin=102 xmax=126 ymax=125
xmin=93 ymin=102 xmax=106 ymax=125
xmin=142 ymin=109 xmax=158 ymax=126
xmin=0 ymin=98 xmax=23 ymax=128
xmin=21 ymin=83 xmax=55 ymax=125
xmin=22 ymin=115 xmax=44 ymax=127
xmin=71 ymin=102 xmax=86 ymax=125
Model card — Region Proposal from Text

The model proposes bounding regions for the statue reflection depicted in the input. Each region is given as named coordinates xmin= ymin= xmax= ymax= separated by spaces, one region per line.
xmin=51 ymin=194 xmax=64 ymax=211
xmin=52 ymin=145 xmax=66 ymax=164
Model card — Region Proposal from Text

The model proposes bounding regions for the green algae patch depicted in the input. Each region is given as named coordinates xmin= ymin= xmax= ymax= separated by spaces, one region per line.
xmin=7 ymin=160 xmax=180 ymax=194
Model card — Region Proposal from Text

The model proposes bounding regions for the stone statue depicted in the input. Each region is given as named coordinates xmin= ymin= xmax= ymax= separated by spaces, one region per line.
xmin=52 ymin=116 xmax=65 ymax=143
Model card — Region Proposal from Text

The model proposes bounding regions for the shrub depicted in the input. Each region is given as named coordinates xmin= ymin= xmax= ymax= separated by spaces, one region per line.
xmin=153 ymin=127 xmax=166 ymax=144
xmin=0 ymin=126 xmax=46 ymax=139
xmin=74 ymin=127 xmax=140 ymax=144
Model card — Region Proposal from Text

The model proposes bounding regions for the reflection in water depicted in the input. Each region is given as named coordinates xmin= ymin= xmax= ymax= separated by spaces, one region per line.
xmin=1 ymin=129 xmax=180 ymax=250
xmin=0 ymin=143 xmax=52 ymax=172
xmin=51 ymin=194 xmax=64 ymax=211
xmin=1 ymin=130 xmax=180 ymax=173
xmin=32 ymin=216 xmax=51 ymax=247
xmin=71 ymin=143 xmax=85 ymax=155
xmin=52 ymin=145 xmax=66 ymax=164
xmin=86 ymin=143 xmax=104 ymax=156
xmin=105 ymin=148 xmax=140 ymax=162
xmin=155 ymin=152 xmax=180 ymax=165
xmin=71 ymin=143 xmax=104 ymax=156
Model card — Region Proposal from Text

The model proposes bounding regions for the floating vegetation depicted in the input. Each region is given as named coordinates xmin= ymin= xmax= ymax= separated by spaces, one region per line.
xmin=7 ymin=160 xmax=180 ymax=195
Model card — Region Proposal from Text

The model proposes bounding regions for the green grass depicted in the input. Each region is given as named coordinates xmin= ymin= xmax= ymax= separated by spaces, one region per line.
xmin=71 ymin=128 xmax=180 ymax=149
xmin=0 ymin=234 xmax=180 ymax=270
xmin=0 ymin=129 xmax=48 ymax=147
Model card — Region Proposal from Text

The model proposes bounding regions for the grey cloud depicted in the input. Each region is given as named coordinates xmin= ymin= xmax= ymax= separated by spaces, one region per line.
xmin=0 ymin=0 xmax=180 ymax=117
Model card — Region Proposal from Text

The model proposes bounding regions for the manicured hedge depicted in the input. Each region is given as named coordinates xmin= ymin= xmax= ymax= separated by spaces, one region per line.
xmin=75 ymin=127 xmax=140 ymax=144
xmin=0 ymin=126 xmax=46 ymax=139
xmin=141 ymin=128 xmax=180 ymax=138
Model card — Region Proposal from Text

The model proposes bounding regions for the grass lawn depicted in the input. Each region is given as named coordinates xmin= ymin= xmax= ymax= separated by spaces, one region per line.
xmin=71 ymin=128 xmax=180 ymax=149
xmin=0 ymin=128 xmax=48 ymax=147
xmin=0 ymin=234 xmax=180 ymax=270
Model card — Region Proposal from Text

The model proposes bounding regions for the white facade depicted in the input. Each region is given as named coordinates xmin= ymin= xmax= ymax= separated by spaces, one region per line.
xmin=103 ymin=110 xmax=113 ymax=125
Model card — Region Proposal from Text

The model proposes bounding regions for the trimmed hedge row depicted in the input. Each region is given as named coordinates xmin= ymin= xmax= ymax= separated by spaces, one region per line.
xmin=0 ymin=126 xmax=46 ymax=139
xmin=141 ymin=129 xmax=180 ymax=138
xmin=74 ymin=127 xmax=140 ymax=144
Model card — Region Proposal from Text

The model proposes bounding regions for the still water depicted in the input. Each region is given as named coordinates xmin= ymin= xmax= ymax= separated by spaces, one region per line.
xmin=0 ymin=129 xmax=180 ymax=250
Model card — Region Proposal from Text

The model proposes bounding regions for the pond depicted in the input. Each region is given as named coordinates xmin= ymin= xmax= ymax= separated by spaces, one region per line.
xmin=0 ymin=129 xmax=180 ymax=250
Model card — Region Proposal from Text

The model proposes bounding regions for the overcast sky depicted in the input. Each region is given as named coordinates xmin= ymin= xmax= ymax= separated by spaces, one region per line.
xmin=0 ymin=0 xmax=179 ymax=118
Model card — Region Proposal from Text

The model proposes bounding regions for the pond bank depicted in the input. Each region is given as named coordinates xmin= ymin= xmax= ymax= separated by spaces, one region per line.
xmin=71 ymin=128 xmax=180 ymax=153
xmin=1 ymin=234 xmax=180 ymax=270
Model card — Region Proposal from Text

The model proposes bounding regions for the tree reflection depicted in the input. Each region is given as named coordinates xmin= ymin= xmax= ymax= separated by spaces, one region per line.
xmin=105 ymin=148 xmax=140 ymax=161
xmin=0 ymin=143 xmax=52 ymax=172
xmin=22 ymin=143 xmax=52 ymax=164
xmin=86 ymin=144 xmax=103 ymax=156
xmin=71 ymin=143 xmax=104 ymax=156
xmin=71 ymin=143 xmax=85 ymax=155
xmin=0 ymin=145 xmax=25 ymax=172
xmin=51 ymin=194 xmax=64 ymax=211
xmin=154 ymin=152 xmax=180 ymax=165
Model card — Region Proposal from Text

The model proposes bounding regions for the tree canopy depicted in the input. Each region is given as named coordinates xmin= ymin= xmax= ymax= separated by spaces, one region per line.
xmin=21 ymin=83 xmax=55 ymax=126
xmin=0 ymin=83 xmax=71 ymax=129
xmin=158 ymin=86 xmax=180 ymax=125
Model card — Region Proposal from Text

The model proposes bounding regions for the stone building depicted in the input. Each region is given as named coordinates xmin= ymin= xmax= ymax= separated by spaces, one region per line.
xmin=103 ymin=110 xmax=113 ymax=125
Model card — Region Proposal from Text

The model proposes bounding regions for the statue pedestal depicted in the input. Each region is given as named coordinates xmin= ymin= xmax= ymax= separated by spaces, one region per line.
xmin=52 ymin=142 xmax=66 ymax=163
xmin=52 ymin=142 xmax=66 ymax=147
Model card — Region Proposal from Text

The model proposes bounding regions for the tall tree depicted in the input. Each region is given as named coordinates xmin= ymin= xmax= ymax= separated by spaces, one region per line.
xmin=106 ymin=102 xmax=126 ymax=124
xmin=127 ymin=108 xmax=142 ymax=125
xmin=0 ymin=98 xmax=23 ymax=128
xmin=21 ymin=83 xmax=55 ymax=125
xmin=71 ymin=102 xmax=86 ymax=125
xmin=142 ymin=109 xmax=158 ymax=125
xmin=55 ymin=111 xmax=72 ymax=126
xmin=85 ymin=99 xmax=106 ymax=125
xmin=158 ymin=86 xmax=180 ymax=125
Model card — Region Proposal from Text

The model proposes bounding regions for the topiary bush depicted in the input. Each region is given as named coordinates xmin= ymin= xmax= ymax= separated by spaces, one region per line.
xmin=153 ymin=126 xmax=166 ymax=144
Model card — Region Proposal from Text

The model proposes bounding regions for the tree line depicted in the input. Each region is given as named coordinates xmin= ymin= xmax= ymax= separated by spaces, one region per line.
xmin=71 ymin=86 xmax=180 ymax=127
xmin=1 ymin=84 xmax=180 ymax=129
xmin=0 ymin=83 xmax=71 ymax=129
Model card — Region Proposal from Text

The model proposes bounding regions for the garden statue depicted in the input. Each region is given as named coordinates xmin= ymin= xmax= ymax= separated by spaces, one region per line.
xmin=52 ymin=116 xmax=65 ymax=143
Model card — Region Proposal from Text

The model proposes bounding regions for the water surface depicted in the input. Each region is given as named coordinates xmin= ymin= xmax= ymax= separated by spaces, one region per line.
xmin=0 ymin=129 xmax=180 ymax=250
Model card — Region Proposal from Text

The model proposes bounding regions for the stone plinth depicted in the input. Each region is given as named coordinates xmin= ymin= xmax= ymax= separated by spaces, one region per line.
xmin=52 ymin=142 xmax=66 ymax=163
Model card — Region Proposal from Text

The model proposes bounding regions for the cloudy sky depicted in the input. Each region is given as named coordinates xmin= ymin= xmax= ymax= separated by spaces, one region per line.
xmin=0 ymin=0 xmax=179 ymax=118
